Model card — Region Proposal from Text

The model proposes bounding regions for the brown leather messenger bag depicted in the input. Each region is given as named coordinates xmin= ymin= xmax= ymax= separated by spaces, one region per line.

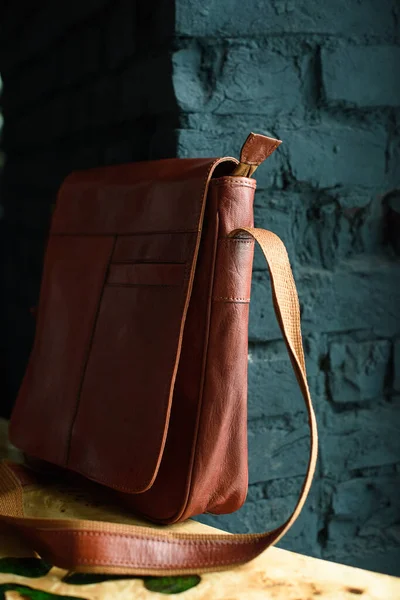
xmin=0 ymin=132 xmax=318 ymax=575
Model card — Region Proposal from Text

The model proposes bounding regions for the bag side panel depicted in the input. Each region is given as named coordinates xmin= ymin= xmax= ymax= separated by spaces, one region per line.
xmin=128 ymin=176 xmax=255 ymax=524
xmin=179 ymin=177 xmax=256 ymax=519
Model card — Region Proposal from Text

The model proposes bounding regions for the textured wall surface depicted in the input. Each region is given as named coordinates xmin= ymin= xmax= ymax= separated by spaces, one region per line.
xmin=178 ymin=0 xmax=400 ymax=576
xmin=0 ymin=0 xmax=399 ymax=577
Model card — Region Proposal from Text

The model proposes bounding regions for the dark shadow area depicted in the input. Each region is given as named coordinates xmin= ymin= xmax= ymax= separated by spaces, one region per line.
xmin=0 ymin=0 xmax=178 ymax=417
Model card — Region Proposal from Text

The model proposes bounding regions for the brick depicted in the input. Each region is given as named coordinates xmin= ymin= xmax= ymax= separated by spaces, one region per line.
xmin=248 ymin=414 xmax=310 ymax=484
xmin=300 ymin=261 xmax=400 ymax=337
xmin=248 ymin=259 xmax=399 ymax=341
xmin=286 ymin=124 xmax=386 ymax=188
xmin=339 ymin=192 xmax=384 ymax=257
xmin=328 ymin=340 xmax=391 ymax=404
xmin=172 ymin=43 xmax=305 ymax=115
xmin=320 ymin=404 xmax=400 ymax=477
xmin=176 ymin=0 xmax=397 ymax=37
xmin=388 ymin=136 xmax=400 ymax=188
xmin=265 ymin=193 xmax=366 ymax=270
xmin=394 ymin=340 xmax=400 ymax=393
xmin=246 ymin=483 xmax=265 ymax=503
xmin=322 ymin=45 xmax=400 ymax=108
xmin=196 ymin=481 xmax=320 ymax=555
xmin=248 ymin=345 xmax=299 ymax=419
xmin=248 ymin=341 xmax=324 ymax=419
xmin=253 ymin=193 xmax=304 ymax=265
xmin=197 ymin=496 xmax=295 ymax=533
xmin=332 ymin=476 xmax=399 ymax=521
xmin=215 ymin=45 xmax=306 ymax=116
xmin=324 ymin=476 xmax=400 ymax=572
xmin=293 ymin=193 xmax=385 ymax=270
xmin=172 ymin=47 xmax=210 ymax=112
xmin=177 ymin=128 xmax=247 ymax=158
xmin=301 ymin=201 xmax=352 ymax=270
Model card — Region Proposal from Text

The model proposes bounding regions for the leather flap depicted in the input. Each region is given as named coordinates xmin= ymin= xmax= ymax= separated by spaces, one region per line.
xmin=10 ymin=157 xmax=236 ymax=495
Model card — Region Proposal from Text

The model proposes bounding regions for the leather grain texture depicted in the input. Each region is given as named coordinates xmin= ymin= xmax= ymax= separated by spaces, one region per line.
xmin=9 ymin=157 xmax=238 ymax=496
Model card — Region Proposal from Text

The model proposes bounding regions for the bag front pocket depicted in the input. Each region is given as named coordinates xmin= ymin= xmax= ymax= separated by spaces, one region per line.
xmin=67 ymin=258 xmax=192 ymax=494
xmin=9 ymin=235 xmax=115 ymax=466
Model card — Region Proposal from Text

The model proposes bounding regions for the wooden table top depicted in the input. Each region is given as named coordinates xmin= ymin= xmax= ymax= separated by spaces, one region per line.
xmin=0 ymin=418 xmax=399 ymax=599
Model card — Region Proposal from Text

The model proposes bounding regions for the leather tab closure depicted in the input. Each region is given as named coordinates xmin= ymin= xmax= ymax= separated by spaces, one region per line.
xmin=232 ymin=132 xmax=282 ymax=177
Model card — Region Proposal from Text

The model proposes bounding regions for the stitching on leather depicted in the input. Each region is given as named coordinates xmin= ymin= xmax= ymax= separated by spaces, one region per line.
xmin=78 ymin=557 xmax=251 ymax=567
xmin=211 ymin=181 xmax=256 ymax=189
xmin=213 ymin=297 xmax=250 ymax=302
xmin=218 ymin=238 xmax=254 ymax=244
xmin=47 ymin=531 xmax=264 ymax=567
xmin=48 ymin=530 xmax=263 ymax=544
xmin=242 ymin=135 xmax=280 ymax=165
xmin=211 ymin=179 xmax=256 ymax=188
xmin=111 ymin=260 xmax=187 ymax=265
xmin=106 ymin=283 xmax=182 ymax=288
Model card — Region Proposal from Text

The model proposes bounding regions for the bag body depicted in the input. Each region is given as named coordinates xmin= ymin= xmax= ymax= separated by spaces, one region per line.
xmin=9 ymin=156 xmax=254 ymax=524
xmin=1 ymin=133 xmax=318 ymax=574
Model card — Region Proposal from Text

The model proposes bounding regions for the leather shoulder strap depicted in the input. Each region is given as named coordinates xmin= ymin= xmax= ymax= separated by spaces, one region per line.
xmin=0 ymin=228 xmax=318 ymax=576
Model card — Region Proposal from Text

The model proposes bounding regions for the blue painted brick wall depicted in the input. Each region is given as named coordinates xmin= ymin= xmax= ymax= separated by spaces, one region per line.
xmin=0 ymin=0 xmax=399 ymax=577
xmin=174 ymin=0 xmax=400 ymax=576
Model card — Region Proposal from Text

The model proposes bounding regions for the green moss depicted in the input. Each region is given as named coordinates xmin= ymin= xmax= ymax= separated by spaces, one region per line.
xmin=0 ymin=557 xmax=201 ymax=595
xmin=0 ymin=558 xmax=52 ymax=578
xmin=143 ymin=575 xmax=201 ymax=594
xmin=62 ymin=572 xmax=138 ymax=585
xmin=0 ymin=583 xmax=84 ymax=600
